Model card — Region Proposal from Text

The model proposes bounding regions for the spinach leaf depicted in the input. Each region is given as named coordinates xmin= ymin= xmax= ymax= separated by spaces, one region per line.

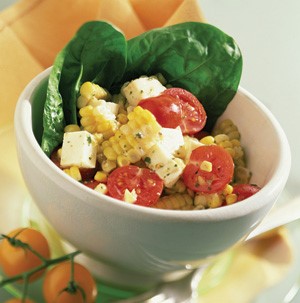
xmin=41 ymin=21 xmax=127 ymax=156
xmin=123 ymin=22 xmax=243 ymax=130
xmin=41 ymin=50 xmax=66 ymax=156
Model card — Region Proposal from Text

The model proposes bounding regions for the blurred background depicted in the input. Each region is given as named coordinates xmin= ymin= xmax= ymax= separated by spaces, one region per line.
xmin=200 ymin=0 xmax=300 ymax=199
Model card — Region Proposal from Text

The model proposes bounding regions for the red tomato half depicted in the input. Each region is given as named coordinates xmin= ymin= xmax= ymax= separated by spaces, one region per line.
xmin=183 ymin=145 xmax=234 ymax=193
xmin=233 ymin=184 xmax=261 ymax=201
xmin=163 ymin=88 xmax=207 ymax=135
xmin=107 ymin=165 xmax=164 ymax=207
xmin=139 ymin=95 xmax=182 ymax=128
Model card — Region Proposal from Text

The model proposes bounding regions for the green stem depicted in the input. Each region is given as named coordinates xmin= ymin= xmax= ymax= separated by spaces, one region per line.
xmin=0 ymin=250 xmax=81 ymax=287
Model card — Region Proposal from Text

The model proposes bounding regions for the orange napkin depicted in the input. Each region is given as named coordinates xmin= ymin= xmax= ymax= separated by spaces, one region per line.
xmin=0 ymin=0 xmax=205 ymax=128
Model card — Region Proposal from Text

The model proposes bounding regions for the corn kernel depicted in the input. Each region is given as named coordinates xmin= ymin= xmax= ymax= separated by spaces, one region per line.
xmin=94 ymin=171 xmax=107 ymax=182
xmin=223 ymin=184 xmax=234 ymax=195
xmin=200 ymin=160 xmax=212 ymax=172
xmin=214 ymin=134 xmax=229 ymax=144
xmin=94 ymin=183 xmax=108 ymax=194
xmin=226 ymin=193 xmax=238 ymax=205
xmin=64 ymin=124 xmax=81 ymax=133
xmin=77 ymin=95 xmax=89 ymax=108
xmin=64 ymin=166 xmax=82 ymax=181
xmin=200 ymin=136 xmax=215 ymax=145
xmin=101 ymin=159 xmax=117 ymax=173
xmin=80 ymin=82 xmax=95 ymax=98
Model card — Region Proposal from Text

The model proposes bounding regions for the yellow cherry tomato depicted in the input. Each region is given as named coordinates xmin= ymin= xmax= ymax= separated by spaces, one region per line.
xmin=43 ymin=261 xmax=97 ymax=303
xmin=0 ymin=227 xmax=50 ymax=281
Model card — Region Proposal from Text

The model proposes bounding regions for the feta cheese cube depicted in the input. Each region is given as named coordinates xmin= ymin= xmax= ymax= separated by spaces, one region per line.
xmin=144 ymin=143 xmax=186 ymax=188
xmin=121 ymin=77 xmax=166 ymax=106
xmin=160 ymin=127 xmax=184 ymax=155
xmin=156 ymin=158 xmax=185 ymax=188
xmin=60 ymin=131 xmax=97 ymax=168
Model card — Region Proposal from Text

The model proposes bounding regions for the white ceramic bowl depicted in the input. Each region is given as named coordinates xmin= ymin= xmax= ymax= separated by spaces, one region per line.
xmin=14 ymin=67 xmax=291 ymax=288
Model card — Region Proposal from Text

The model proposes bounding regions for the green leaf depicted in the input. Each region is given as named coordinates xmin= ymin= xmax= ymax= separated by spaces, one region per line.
xmin=123 ymin=22 xmax=243 ymax=130
xmin=41 ymin=21 xmax=127 ymax=156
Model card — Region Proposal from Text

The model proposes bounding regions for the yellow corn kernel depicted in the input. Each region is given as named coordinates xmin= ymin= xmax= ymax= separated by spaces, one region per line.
xmin=153 ymin=194 xmax=193 ymax=210
xmin=63 ymin=166 xmax=82 ymax=181
xmin=226 ymin=193 xmax=238 ymax=205
xmin=101 ymin=159 xmax=117 ymax=173
xmin=80 ymin=82 xmax=96 ymax=98
xmin=200 ymin=160 xmax=212 ymax=172
xmin=100 ymin=106 xmax=162 ymax=166
xmin=223 ymin=184 xmax=234 ymax=195
xmin=103 ymin=146 xmax=118 ymax=161
xmin=117 ymin=113 xmax=128 ymax=124
xmin=194 ymin=194 xmax=208 ymax=209
xmin=79 ymin=105 xmax=94 ymax=117
xmin=200 ymin=136 xmax=215 ymax=145
xmin=214 ymin=134 xmax=229 ymax=144
xmin=57 ymin=148 xmax=62 ymax=159
xmin=94 ymin=171 xmax=107 ymax=182
xmin=94 ymin=183 xmax=108 ymax=195
xmin=117 ymin=155 xmax=131 ymax=167
xmin=207 ymin=193 xmax=222 ymax=208
xmin=64 ymin=124 xmax=81 ymax=133
xmin=77 ymin=95 xmax=89 ymax=109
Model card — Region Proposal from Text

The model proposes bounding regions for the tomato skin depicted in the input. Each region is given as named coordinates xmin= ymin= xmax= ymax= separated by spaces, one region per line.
xmin=43 ymin=262 xmax=97 ymax=303
xmin=183 ymin=145 xmax=234 ymax=193
xmin=107 ymin=165 xmax=164 ymax=207
xmin=139 ymin=95 xmax=182 ymax=128
xmin=163 ymin=88 xmax=207 ymax=135
xmin=83 ymin=179 xmax=101 ymax=189
xmin=0 ymin=228 xmax=50 ymax=282
xmin=233 ymin=184 xmax=261 ymax=201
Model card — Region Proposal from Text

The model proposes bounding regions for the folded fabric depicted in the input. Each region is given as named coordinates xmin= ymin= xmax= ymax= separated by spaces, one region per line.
xmin=0 ymin=0 xmax=205 ymax=128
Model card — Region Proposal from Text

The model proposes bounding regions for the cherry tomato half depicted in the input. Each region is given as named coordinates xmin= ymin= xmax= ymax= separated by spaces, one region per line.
xmin=163 ymin=88 xmax=207 ymax=135
xmin=139 ymin=95 xmax=182 ymax=128
xmin=107 ymin=165 xmax=164 ymax=207
xmin=233 ymin=184 xmax=261 ymax=201
xmin=183 ymin=145 xmax=234 ymax=193
xmin=43 ymin=261 xmax=97 ymax=303
xmin=0 ymin=228 xmax=50 ymax=282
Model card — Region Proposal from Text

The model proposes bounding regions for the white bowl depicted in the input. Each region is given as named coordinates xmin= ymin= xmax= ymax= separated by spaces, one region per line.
xmin=14 ymin=67 xmax=291 ymax=288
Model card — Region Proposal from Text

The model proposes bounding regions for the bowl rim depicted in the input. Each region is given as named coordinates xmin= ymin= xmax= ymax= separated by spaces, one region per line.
xmin=14 ymin=67 xmax=291 ymax=222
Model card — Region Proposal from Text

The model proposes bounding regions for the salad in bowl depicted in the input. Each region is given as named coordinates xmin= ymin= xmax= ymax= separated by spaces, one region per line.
xmin=14 ymin=21 xmax=290 ymax=287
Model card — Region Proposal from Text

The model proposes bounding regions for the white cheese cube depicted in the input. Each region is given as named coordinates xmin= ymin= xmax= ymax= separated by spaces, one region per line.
xmin=60 ymin=131 xmax=97 ymax=168
xmin=144 ymin=143 xmax=172 ymax=171
xmin=121 ymin=77 xmax=166 ymax=106
xmin=144 ymin=144 xmax=186 ymax=188
xmin=156 ymin=158 xmax=185 ymax=188
xmin=182 ymin=136 xmax=204 ymax=163
xmin=160 ymin=127 xmax=184 ymax=155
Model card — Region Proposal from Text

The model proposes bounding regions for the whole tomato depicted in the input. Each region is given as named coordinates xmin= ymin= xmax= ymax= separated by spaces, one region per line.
xmin=0 ymin=228 xmax=50 ymax=282
xmin=43 ymin=261 xmax=97 ymax=303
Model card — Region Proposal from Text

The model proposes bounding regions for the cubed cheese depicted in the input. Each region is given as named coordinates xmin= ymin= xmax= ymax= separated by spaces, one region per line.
xmin=182 ymin=135 xmax=204 ymax=163
xmin=160 ymin=127 xmax=184 ymax=155
xmin=144 ymin=143 xmax=186 ymax=188
xmin=156 ymin=158 xmax=185 ymax=188
xmin=60 ymin=131 xmax=97 ymax=168
xmin=121 ymin=77 xmax=166 ymax=106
